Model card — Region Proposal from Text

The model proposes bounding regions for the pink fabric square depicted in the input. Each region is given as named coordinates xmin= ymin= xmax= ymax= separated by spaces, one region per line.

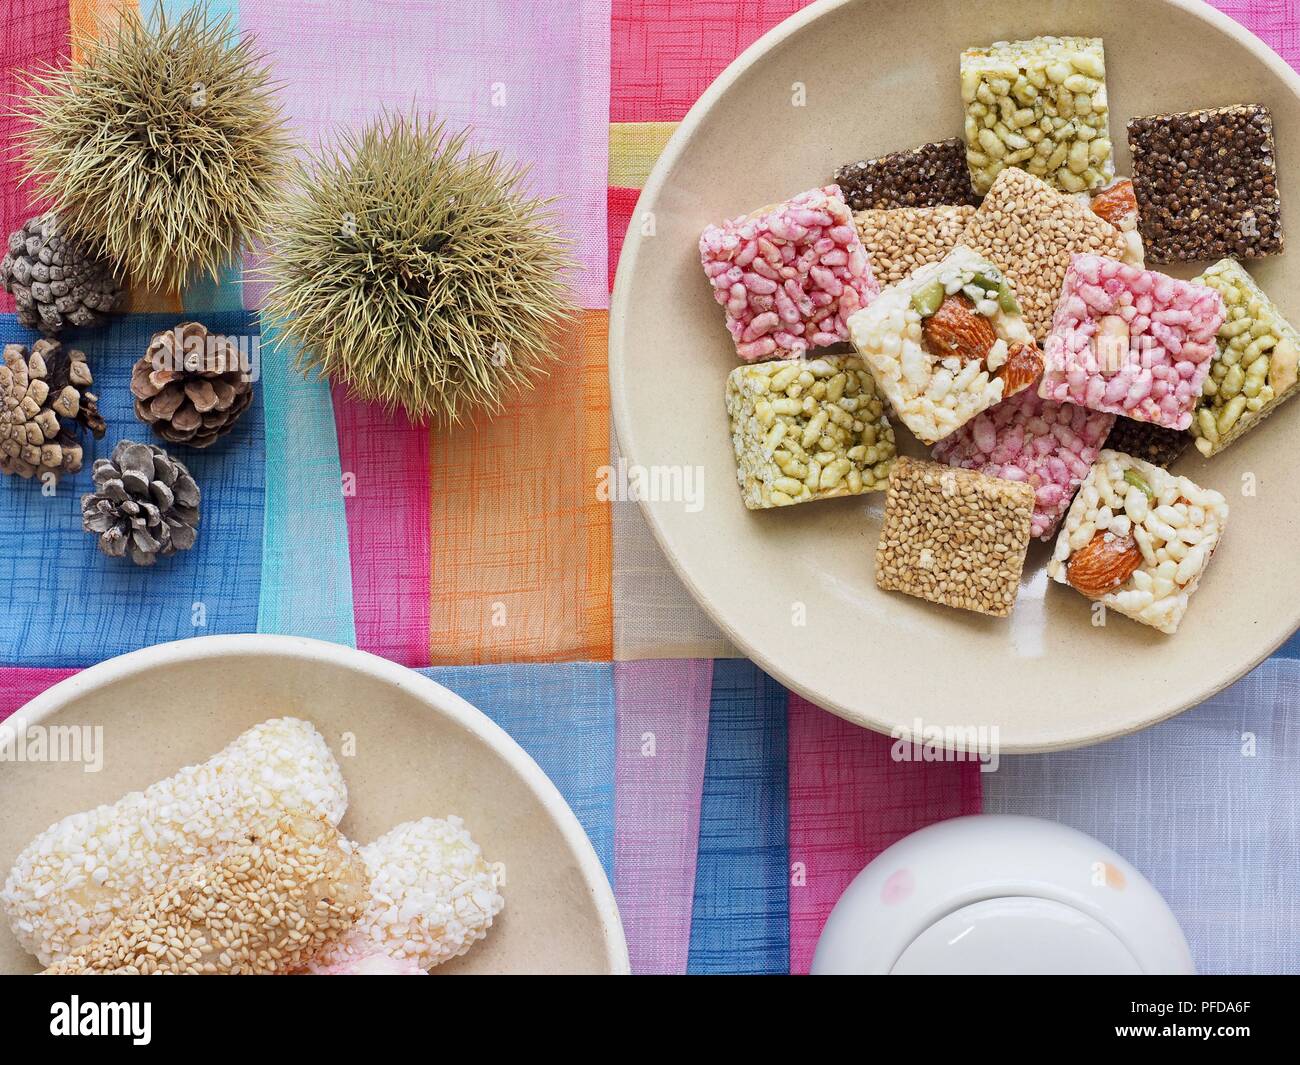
xmin=239 ymin=0 xmax=610 ymax=311
xmin=787 ymin=696 xmax=982 ymax=975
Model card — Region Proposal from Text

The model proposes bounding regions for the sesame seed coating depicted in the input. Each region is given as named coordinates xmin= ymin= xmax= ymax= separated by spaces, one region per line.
xmin=44 ymin=815 xmax=368 ymax=975
xmin=1104 ymin=416 xmax=1191 ymax=468
xmin=311 ymin=816 xmax=504 ymax=972
xmin=834 ymin=139 xmax=980 ymax=210
xmin=3 ymin=717 xmax=347 ymax=966
xmin=961 ymin=167 xmax=1128 ymax=338
xmin=874 ymin=456 xmax=1035 ymax=617
xmin=1128 ymin=105 xmax=1283 ymax=263
xmin=854 ymin=206 xmax=976 ymax=286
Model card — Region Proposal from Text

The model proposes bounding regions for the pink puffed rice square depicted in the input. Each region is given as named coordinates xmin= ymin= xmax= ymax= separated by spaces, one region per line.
xmin=932 ymin=389 xmax=1116 ymax=540
xmin=1040 ymin=253 xmax=1226 ymax=430
xmin=700 ymin=185 xmax=880 ymax=362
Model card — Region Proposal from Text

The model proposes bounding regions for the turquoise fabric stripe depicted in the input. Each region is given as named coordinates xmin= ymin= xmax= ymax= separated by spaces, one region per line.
xmin=256 ymin=321 xmax=357 ymax=645
xmin=182 ymin=260 xmax=244 ymax=314
xmin=419 ymin=663 xmax=617 ymax=882
xmin=687 ymin=658 xmax=790 ymax=974
xmin=156 ymin=0 xmax=243 ymax=315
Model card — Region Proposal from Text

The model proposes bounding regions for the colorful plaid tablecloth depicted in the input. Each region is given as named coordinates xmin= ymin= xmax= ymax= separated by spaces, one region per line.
xmin=1 ymin=0 xmax=1298 ymax=975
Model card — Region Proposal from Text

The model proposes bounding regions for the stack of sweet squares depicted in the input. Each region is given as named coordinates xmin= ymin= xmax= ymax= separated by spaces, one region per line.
xmin=701 ymin=35 xmax=1293 ymax=634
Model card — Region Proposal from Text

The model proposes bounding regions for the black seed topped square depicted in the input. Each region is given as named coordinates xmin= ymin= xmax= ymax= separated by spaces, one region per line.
xmin=1128 ymin=104 xmax=1283 ymax=263
xmin=1103 ymin=416 xmax=1191 ymax=468
xmin=834 ymin=139 xmax=980 ymax=211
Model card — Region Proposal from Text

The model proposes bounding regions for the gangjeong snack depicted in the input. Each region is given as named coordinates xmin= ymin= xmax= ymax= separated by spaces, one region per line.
xmin=1040 ymin=254 xmax=1226 ymax=430
xmin=961 ymin=167 xmax=1128 ymax=338
xmin=1128 ymin=105 xmax=1283 ymax=263
xmin=1189 ymin=258 xmax=1300 ymax=456
xmin=1084 ymin=177 xmax=1145 ymax=266
xmin=834 ymin=139 xmax=979 ymax=210
xmin=961 ymin=36 xmax=1113 ymax=196
xmin=875 ymin=457 xmax=1035 ymax=617
xmin=1104 ymin=416 xmax=1191 ymax=468
xmin=853 ymin=206 xmax=976 ymax=286
xmin=310 ymin=816 xmax=505 ymax=973
xmin=848 ymin=245 xmax=1043 ymax=445
xmin=727 ymin=355 xmax=895 ymax=509
xmin=932 ymin=389 xmax=1114 ymax=540
xmin=2 ymin=718 xmax=347 ymax=966
xmin=1048 ymin=450 xmax=1228 ymax=634
xmin=700 ymin=185 xmax=879 ymax=362
xmin=45 ymin=815 xmax=369 ymax=975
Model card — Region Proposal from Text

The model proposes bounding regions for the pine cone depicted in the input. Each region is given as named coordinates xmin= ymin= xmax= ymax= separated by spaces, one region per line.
xmin=0 ymin=339 xmax=106 ymax=479
xmin=131 ymin=322 xmax=253 ymax=448
xmin=81 ymin=441 xmax=200 ymax=566
xmin=1 ymin=213 xmax=124 ymax=335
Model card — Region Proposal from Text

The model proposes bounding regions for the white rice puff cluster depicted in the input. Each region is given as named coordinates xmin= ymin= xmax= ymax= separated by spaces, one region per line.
xmin=848 ymin=245 xmax=1032 ymax=444
xmin=1048 ymin=450 xmax=1228 ymax=633
xmin=314 ymin=816 xmax=505 ymax=972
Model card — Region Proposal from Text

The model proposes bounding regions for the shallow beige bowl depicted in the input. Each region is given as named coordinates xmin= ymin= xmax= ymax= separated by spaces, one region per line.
xmin=0 ymin=635 xmax=628 ymax=974
xmin=610 ymin=0 xmax=1300 ymax=751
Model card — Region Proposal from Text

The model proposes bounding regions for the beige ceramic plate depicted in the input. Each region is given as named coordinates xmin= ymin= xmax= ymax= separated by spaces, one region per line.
xmin=0 ymin=635 xmax=628 ymax=974
xmin=610 ymin=0 xmax=1300 ymax=752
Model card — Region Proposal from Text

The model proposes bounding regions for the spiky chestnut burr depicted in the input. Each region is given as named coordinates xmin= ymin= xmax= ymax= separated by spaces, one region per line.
xmin=15 ymin=3 xmax=291 ymax=292
xmin=260 ymin=113 xmax=575 ymax=424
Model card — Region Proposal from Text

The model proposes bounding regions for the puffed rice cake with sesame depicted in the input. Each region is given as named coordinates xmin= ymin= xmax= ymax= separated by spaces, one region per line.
xmin=2 ymin=717 xmax=348 ymax=966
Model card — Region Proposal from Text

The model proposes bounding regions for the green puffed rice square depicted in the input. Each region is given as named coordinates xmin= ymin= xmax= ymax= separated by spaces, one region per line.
xmin=726 ymin=356 xmax=895 ymax=510
xmin=961 ymin=36 xmax=1113 ymax=197
xmin=1190 ymin=259 xmax=1300 ymax=456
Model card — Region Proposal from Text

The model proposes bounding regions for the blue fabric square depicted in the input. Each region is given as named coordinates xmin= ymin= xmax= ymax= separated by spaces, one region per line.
xmin=419 ymin=662 xmax=616 ymax=882
xmin=687 ymin=658 xmax=789 ymax=974
xmin=0 ymin=312 xmax=264 ymax=666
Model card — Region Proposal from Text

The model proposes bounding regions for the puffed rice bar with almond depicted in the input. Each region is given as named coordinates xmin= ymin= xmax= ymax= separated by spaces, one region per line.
xmin=847 ymin=245 xmax=1043 ymax=445
xmin=1041 ymin=253 xmax=1226 ymax=430
xmin=1189 ymin=258 xmax=1300 ymax=456
xmin=727 ymin=355 xmax=896 ymax=509
xmin=961 ymin=36 xmax=1113 ymax=196
xmin=1048 ymin=450 xmax=1228 ymax=634
xmin=700 ymin=185 xmax=879 ymax=362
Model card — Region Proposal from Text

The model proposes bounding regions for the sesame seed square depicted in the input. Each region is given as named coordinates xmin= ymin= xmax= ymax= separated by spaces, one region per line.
xmin=1128 ymin=105 xmax=1284 ymax=263
xmin=874 ymin=456 xmax=1034 ymax=617
xmin=834 ymin=139 xmax=980 ymax=211
xmin=961 ymin=167 xmax=1129 ymax=338
xmin=853 ymin=206 xmax=975 ymax=286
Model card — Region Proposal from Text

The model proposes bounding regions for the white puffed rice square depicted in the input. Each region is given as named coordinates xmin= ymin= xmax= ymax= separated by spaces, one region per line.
xmin=1047 ymin=449 xmax=1228 ymax=634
